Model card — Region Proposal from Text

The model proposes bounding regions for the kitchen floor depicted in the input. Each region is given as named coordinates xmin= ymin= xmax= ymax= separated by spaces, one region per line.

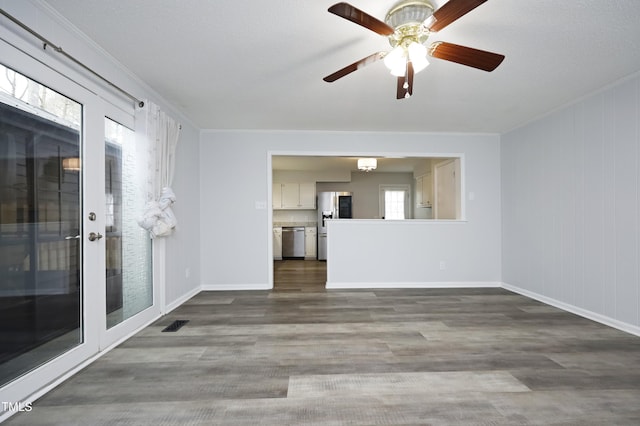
xmin=6 ymin=285 xmax=640 ymax=425
xmin=273 ymin=260 xmax=326 ymax=292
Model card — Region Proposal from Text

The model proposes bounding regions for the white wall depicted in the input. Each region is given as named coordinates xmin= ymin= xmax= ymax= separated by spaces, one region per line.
xmin=327 ymin=220 xmax=500 ymax=287
xmin=200 ymin=131 xmax=501 ymax=289
xmin=501 ymin=73 xmax=640 ymax=334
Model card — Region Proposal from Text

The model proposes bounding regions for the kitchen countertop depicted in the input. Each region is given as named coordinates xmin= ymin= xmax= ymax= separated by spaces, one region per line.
xmin=273 ymin=222 xmax=317 ymax=228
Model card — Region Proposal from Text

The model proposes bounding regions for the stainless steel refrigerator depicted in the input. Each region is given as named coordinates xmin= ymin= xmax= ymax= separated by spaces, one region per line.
xmin=317 ymin=191 xmax=352 ymax=260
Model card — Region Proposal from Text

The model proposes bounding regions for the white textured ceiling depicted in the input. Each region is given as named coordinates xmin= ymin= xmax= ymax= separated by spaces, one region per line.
xmin=43 ymin=0 xmax=640 ymax=133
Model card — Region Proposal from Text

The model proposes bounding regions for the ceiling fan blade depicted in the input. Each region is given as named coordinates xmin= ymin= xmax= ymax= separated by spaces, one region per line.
xmin=429 ymin=42 xmax=504 ymax=71
xmin=428 ymin=0 xmax=488 ymax=32
xmin=323 ymin=52 xmax=385 ymax=83
xmin=328 ymin=2 xmax=395 ymax=36
xmin=396 ymin=61 xmax=414 ymax=99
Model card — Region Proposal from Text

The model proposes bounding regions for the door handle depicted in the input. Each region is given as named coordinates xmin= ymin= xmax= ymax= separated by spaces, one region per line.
xmin=65 ymin=235 xmax=81 ymax=240
xmin=88 ymin=232 xmax=103 ymax=241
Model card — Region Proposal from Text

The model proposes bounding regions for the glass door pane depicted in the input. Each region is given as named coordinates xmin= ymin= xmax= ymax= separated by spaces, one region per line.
xmin=0 ymin=64 xmax=82 ymax=386
xmin=384 ymin=190 xmax=406 ymax=220
xmin=104 ymin=118 xmax=152 ymax=329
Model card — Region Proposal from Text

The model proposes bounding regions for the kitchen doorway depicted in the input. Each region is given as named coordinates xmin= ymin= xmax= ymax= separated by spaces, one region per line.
xmin=269 ymin=153 xmax=465 ymax=290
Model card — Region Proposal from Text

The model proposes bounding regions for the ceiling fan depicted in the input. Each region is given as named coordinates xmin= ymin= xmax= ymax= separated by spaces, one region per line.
xmin=323 ymin=0 xmax=505 ymax=99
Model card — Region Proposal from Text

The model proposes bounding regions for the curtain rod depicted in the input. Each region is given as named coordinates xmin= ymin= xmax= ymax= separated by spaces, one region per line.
xmin=0 ymin=8 xmax=144 ymax=108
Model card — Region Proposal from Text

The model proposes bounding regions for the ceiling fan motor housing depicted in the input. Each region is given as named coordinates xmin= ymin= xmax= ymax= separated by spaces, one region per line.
xmin=385 ymin=0 xmax=435 ymax=48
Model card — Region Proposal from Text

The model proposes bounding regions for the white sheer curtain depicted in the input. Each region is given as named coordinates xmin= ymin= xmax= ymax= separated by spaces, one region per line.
xmin=137 ymin=101 xmax=182 ymax=238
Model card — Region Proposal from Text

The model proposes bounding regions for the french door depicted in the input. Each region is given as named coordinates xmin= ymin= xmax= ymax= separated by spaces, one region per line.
xmin=0 ymin=44 xmax=158 ymax=406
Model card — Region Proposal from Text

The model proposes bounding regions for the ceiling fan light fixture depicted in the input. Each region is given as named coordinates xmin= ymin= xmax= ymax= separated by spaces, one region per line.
xmin=357 ymin=158 xmax=377 ymax=172
xmin=390 ymin=63 xmax=407 ymax=77
xmin=384 ymin=45 xmax=406 ymax=76
xmin=384 ymin=42 xmax=429 ymax=76
xmin=383 ymin=2 xmax=433 ymax=77
xmin=408 ymin=42 xmax=429 ymax=73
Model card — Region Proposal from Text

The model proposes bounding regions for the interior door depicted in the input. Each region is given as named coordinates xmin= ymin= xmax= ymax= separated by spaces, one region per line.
xmin=435 ymin=159 xmax=457 ymax=219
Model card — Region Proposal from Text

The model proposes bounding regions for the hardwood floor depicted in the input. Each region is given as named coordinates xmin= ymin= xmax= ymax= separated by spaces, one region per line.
xmin=6 ymin=267 xmax=640 ymax=425
xmin=273 ymin=260 xmax=327 ymax=292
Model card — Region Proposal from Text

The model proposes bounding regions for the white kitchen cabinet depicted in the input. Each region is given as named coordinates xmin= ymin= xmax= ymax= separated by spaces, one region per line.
xmin=273 ymin=227 xmax=282 ymax=260
xmin=298 ymin=183 xmax=316 ymax=209
xmin=274 ymin=183 xmax=315 ymax=209
xmin=304 ymin=227 xmax=317 ymax=260
xmin=272 ymin=184 xmax=282 ymax=209
xmin=415 ymin=172 xmax=433 ymax=208
xmin=281 ymin=183 xmax=299 ymax=208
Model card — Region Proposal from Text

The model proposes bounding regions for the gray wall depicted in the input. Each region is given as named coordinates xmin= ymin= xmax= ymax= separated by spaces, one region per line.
xmin=199 ymin=131 xmax=502 ymax=288
xmin=164 ymin=122 xmax=201 ymax=306
xmin=501 ymin=73 xmax=640 ymax=332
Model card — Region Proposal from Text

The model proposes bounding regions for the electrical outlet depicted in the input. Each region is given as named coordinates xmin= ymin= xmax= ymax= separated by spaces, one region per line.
xmin=185 ymin=267 xmax=190 ymax=278
xmin=439 ymin=261 xmax=446 ymax=270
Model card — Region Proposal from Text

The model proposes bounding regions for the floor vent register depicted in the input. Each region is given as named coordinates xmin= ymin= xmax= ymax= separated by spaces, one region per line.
xmin=162 ymin=319 xmax=189 ymax=332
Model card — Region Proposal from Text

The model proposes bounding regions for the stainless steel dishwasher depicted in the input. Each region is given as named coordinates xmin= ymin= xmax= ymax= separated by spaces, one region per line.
xmin=282 ymin=227 xmax=305 ymax=258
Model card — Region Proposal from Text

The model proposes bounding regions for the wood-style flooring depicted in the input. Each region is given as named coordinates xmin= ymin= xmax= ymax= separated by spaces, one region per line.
xmin=6 ymin=260 xmax=640 ymax=425
xmin=273 ymin=260 xmax=327 ymax=292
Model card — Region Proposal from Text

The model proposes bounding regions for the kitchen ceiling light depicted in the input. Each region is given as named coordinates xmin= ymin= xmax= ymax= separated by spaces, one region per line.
xmin=357 ymin=158 xmax=377 ymax=172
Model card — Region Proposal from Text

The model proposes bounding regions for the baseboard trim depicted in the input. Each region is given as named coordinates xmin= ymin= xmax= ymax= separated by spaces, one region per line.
xmin=201 ymin=283 xmax=272 ymax=291
xmin=164 ymin=286 xmax=201 ymax=314
xmin=502 ymin=282 xmax=640 ymax=338
xmin=326 ymin=281 xmax=502 ymax=289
